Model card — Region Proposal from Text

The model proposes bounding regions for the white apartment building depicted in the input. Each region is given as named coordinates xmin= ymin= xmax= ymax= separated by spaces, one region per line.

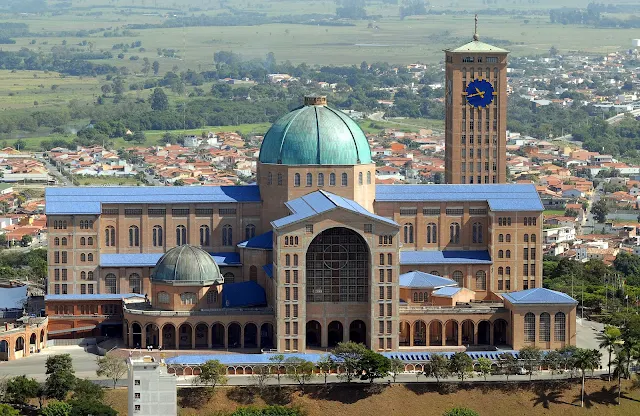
xmin=128 ymin=356 xmax=177 ymax=416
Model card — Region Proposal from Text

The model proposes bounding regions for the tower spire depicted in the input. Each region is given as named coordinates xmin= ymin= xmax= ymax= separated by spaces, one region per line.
xmin=473 ymin=14 xmax=479 ymax=41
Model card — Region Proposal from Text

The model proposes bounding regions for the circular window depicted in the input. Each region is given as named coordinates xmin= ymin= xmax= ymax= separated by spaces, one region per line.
xmin=323 ymin=244 xmax=349 ymax=269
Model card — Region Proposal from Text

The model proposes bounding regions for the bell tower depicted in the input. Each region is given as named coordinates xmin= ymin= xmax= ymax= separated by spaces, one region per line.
xmin=444 ymin=16 xmax=509 ymax=184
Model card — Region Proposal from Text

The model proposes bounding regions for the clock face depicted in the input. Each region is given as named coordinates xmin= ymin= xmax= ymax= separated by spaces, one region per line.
xmin=465 ymin=79 xmax=495 ymax=108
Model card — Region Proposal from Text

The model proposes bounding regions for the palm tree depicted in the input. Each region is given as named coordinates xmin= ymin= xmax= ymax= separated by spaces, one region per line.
xmin=596 ymin=326 xmax=622 ymax=381
xmin=573 ymin=348 xmax=602 ymax=408
xmin=612 ymin=347 xmax=630 ymax=405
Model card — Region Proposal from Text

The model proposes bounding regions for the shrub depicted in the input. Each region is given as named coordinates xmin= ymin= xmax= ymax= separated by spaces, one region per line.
xmin=443 ymin=408 xmax=480 ymax=416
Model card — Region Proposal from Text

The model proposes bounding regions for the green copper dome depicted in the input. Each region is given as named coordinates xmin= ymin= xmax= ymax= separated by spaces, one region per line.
xmin=152 ymin=245 xmax=222 ymax=286
xmin=259 ymin=96 xmax=372 ymax=165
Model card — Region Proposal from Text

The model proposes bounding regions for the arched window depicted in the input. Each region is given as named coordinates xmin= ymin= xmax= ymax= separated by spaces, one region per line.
xmin=285 ymin=254 xmax=291 ymax=266
xmin=379 ymin=253 xmax=385 ymax=265
xmin=413 ymin=292 xmax=418 ymax=302
xmin=367 ymin=171 xmax=371 ymax=184
xmin=498 ymin=267 xmax=503 ymax=275
xmin=341 ymin=172 xmax=348 ymax=186
xmin=129 ymin=273 xmax=141 ymax=294
xmin=531 ymin=234 xmax=537 ymax=243
xmin=157 ymin=291 xmax=170 ymax=304
xmin=81 ymin=253 xmax=86 ymax=262
xmin=472 ymin=222 xmax=483 ymax=243
xmin=105 ymin=226 xmax=115 ymax=247
xmin=388 ymin=253 xmax=392 ymax=265
xmin=306 ymin=173 xmax=312 ymax=187
xmin=249 ymin=265 xmax=258 ymax=282
xmin=498 ymin=250 xmax=504 ymax=258
xmin=176 ymin=225 xmax=187 ymax=245
xmin=222 ymin=225 xmax=233 ymax=246
xmin=506 ymin=250 xmax=511 ymax=258
xmin=554 ymin=312 xmax=566 ymax=341
xmin=505 ymin=266 xmax=511 ymax=276
xmin=105 ymin=273 xmax=117 ymax=294
xmin=80 ymin=237 xmax=86 ymax=246
xmin=449 ymin=223 xmax=460 ymax=244
xmin=452 ymin=270 xmax=464 ymax=286
xmin=87 ymin=271 xmax=94 ymax=280
xmin=292 ymin=254 xmax=298 ymax=266
xmin=267 ymin=172 xmax=273 ymax=185
xmin=358 ymin=172 xmax=363 ymax=185
xmin=54 ymin=237 xmax=60 ymax=246
xmin=294 ymin=173 xmax=300 ymax=187
xmin=223 ymin=272 xmax=235 ymax=284
xmin=61 ymin=237 xmax=67 ymax=246
xmin=62 ymin=220 xmax=67 ymax=229
xmin=330 ymin=173 xmax=336 ymax=186
xmin=200 ymin=225 xmax=210 ymax=246
xmin=524 ymin=312 xmax=536 ymax=342
xmin=426 ymin=223 xmax=437 ymax=244
xmin=524 ymin=234 xmax=529 ymax=243
xmin=418 ymin=292 xmax=423 ymax=302
xmin=129 ymin=226 xmax=140 ymax=247
xmin=81 ymin=271 xmax=86 ymax=280
xmin=505 ymin=234 xmax=511 ymax=243
xmin=88 ymin=253 xmax=93 ymax=261
xmin=498 ymin=234 xmax=504 ymax=242
xmin=277 ymin=173 xmax=283 ymax=186
xmin=540 ymin=312 xmax=551 ymax=342
xmin=180 ymin=292 xmax=197 ymax=305
xmin=318 ymin=173 xmax=324 ymax=186
xmin=245 ymin=224 xmax=256 ymax=240
xmin=153 ymin=225 xmax=163 ymax=247
xmin=88 ymin=237 xmax=93 ymax=245
xmin=403 ymin=223 xmax=414 ymax=244
xmin=475 ymin=270 xmax=486 ymax=290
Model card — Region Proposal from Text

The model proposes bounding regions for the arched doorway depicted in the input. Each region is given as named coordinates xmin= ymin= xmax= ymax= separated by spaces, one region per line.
xmin=493 ymin=319 xmax=508 ymax=346
xmin=244 ymin=323 xmax=258 ymax=348
xmin=413 ymin=321 xmax=427 ymax=346
xmin=178 ymin=324 xmax=192 ymax=349
xmin=212 ymin=323 xmax=225 ymax=348
xmin=195 ymin=323 xmax=208 ymax=349
xmin=15 ymin=337 xmax=25 ymax=359
xmin=0 ymin=339 xmax=9 ymax=361
xmin=30 ymin=333 xmax=37 ymax=351
xmin=228 ymin=323 xmax=241 ymax=348
xmin=429 ymin=321 xmax=443 ymax=346
xmin=306 ymin=227 xmax=370 ymax=303
xmin=327 ymin=321 xmax=343 ymax=347
xmin=461 ymin=320 xmax=475 ymax=345
xmin=349 ymin=320 xmax=366 ymax=345
xmin=162 ymin=324 xmax=176 ymax=349
xmin=445 ymin=320 xmax=459 ymax=346
xmin=40 ymin=330 xmax=45 ymax=349
xmin=145 ymin=324 xmax=159 ymax=348
xmin=260 ymin=323 xmax=274 ymax=349
xmin=478 ymin=321 xmax=491 ymax=345
xmin=131 ymin=323 xmax=142 ymax=348
xmin=399 ymin=321 xmax=411 ymax=346
xmin=306 ymin=321 xmax=321 ymax=348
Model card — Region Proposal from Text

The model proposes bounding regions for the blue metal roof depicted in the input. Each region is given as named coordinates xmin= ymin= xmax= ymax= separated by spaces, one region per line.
xmin=399 ymin=271 xmax=457 ymax=289
xmin=0 ymin=286 xmax=27 ymax=309
xmin=237 ymin=231 xmax=273 ymax=250
xmin=432 ymin=286 xmax=462 ymax=297
xmin=45 ymin=185 xmax=261 ymax=215
xmin=100 ymin=252 xmax=241 ymax=268
xmin=400 ymin=250 xmax=492 ymax=265
xmin=272 ymin=190 xmax=398 ymax=229
xmin=262 ymin=264 xmax=273 ymax=278
xmin=503 ymin=288 xmax=578 ymax=305
xmin=221 ymin=281 xmax=266 ymax=308
xmin=45 ymin=293 xmax=145 ymax=301
xmin=375 ymin=184 xmax=543 ymax=212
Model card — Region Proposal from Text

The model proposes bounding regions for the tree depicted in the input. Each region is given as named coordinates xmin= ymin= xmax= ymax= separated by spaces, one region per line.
xmin=16 ymin=194 xmax=26 ymax=207
xmin=72 ymin=378 xmax=103 ymax=401
xmin=543 ymin=350 xmax=563 ymax=378
xmin=498 ymin=353 xmax=519 ymax=381
xmin=358 ymin=350 xmax=390 ymax=383
xmin=96 ymin=355 xmax=127 ymax=389
xmin=41 ymin=401 xmax=72 ymax=416
xmin=0 ymin=404 xmax=19 ymax=416
xmin=150 ymin=87 xmax=169 ymax=111
xmin=389 ymin=357 xmax=404 ymax=383
xmin=573 ymin=348 xmax=602 ymax=407
xmin=476 ymin=357 xmax=492 ymax=381
xmin=564 ymin=208 xmax=579 ymax=217
xmin=519 ymin=346 xmax=543 ymax=381
xmin=316 ymin=355 xmax=334 ymax=385
xmin=6 ymin=375 xmax=40 ymax=405
xmin=21 ymin=234 xmax=32 ymax=246
xmin=590 ymin=199 xmax=609 ymax=223
xmin=195 ymin=359 xmax=227 ymax=390
xmin=332 ymin=341 xmax=367 ymax=383
xmin=250 ymin=366 xmax=272 ymax=393
xmin=448 ymin=352 xmax=473 ymax=381
xmin=152 ymin=60 xmax=160 ymax=75
xmin=612 ymin=346 xmax=630 ymax=405
xmin=425 ymin=354 xmax=450 ymax=384
xmin=285 ymin=357 xmax=315 ymax=390
xmin=597 ymin=326 xmax=622 ymax=381
xmin=131 ymin=131 xmax=146 ymax=144
xmin=443 ymin=408 xmax=480 ymax=416
xmin=45 ymin=354 xmax=75 ymax=400
xmin=268 ymin=354 xmax=286 ymax=388
xmin=67 ymin=399 xmax=116 ymax=416
xmin=0 ymin=235 xmax=6 ymax=246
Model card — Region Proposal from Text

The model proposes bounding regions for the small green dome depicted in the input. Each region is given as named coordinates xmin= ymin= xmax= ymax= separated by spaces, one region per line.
xmin=152 ymin=245 xmax=222 ymax=285
xmin=259 ymin=96 xmax=372 ymax=165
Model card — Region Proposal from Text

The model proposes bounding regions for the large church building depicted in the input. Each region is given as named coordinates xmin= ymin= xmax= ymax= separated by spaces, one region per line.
xmin=43 ymin=36 xmax=577 ymax=354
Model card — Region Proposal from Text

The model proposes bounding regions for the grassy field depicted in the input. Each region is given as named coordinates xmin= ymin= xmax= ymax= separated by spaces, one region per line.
xmin=103 ymin=379 xmax=640 ymax=416
xmin=545 ymin=210 xmax=567 ymax=217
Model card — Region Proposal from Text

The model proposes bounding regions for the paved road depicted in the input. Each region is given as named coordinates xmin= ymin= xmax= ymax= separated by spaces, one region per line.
xmin=38 ymin=155 xmax=71 ymax=186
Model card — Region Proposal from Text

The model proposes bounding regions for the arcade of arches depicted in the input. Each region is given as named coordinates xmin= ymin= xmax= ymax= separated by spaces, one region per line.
xmin=0 ymin=319 xmax=48 ymax=362
xmin=398 ymin=318 xmax=508 ymax=347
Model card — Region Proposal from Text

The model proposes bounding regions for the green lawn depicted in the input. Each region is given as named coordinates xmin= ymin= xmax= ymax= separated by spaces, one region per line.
xmin=544 ymin=209 xmax=567 ymax=216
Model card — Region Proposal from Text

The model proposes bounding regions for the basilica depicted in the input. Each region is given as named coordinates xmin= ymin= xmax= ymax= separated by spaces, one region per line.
xmin=42 ymin=37 xmax=577 ymax=354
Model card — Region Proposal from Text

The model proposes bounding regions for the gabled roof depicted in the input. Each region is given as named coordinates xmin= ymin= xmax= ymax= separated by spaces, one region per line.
xmin=272 ymin=190 xmax=398 ymax=229
xmin=237 ymin=231 xmax=273 ymax=250
xmin=431 ymin=287 xmax=462 ymax=297
xmin=399 ymin=271 xmax=458 ymax=289
xmin=502 ymin=288 xmax=577 ymax=305
xmin=445 ymin=40 xmax=509 ymax=53
xmin=375 ymin=184 xmax=543 ymax=212
xmin=400 ymin=250 xmax=492 ymax=265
